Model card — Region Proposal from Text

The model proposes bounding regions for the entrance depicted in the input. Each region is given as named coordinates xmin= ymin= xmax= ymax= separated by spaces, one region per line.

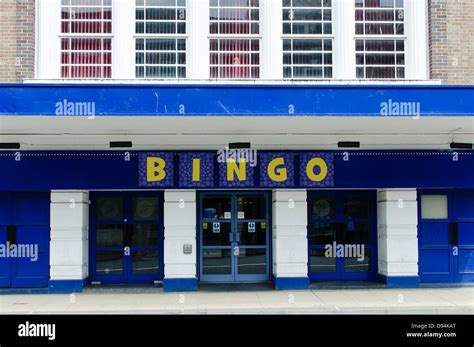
xmin=0 ymin=193 xmax=50 ymax=288
xmin=419 ymin=190 xmax=474 ymax=283
xmin=199 ymin=192 xmax=270 ymax=282
xmin=308 ymin=191 xmax=377 ymax=281
xmin=90 ymin=192 xmax=164 ymax=284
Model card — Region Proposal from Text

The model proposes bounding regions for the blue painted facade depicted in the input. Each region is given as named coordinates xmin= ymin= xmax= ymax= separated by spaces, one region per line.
xmin=0 ymin=193 xmax=50 ymax=289
xmin=418 ymin=190 xmax=474 ymax=283
xmin=0 ymin=151 xmax=473 ymax=191
xmin=0 ymin=84 xmax=474 ymax=292
xmin=0 ymin=84 xmax=472 ymax=117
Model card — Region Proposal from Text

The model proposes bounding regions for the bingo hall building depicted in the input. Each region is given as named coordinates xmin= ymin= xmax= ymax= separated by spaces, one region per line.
xmin=0 ymin=0 xmax=473 ymax=293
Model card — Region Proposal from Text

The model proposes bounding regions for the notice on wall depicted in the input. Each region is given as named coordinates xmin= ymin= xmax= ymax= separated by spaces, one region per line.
xmin=212 ymin=222 xmax=221 ymax=234
xmin=238 ymin=212 xmax=245 ymax=219
xmin=248 ymin=222 xmax=256 ymax=233
xmin=224 ymin=212 xmax=231 ymax=219
xmin=203 ymin=223 xmax=208 ymax=230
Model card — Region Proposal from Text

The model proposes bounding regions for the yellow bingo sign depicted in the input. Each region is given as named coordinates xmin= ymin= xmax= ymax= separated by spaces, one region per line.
xmin=139 ymin=151 xmax=334 ymax=188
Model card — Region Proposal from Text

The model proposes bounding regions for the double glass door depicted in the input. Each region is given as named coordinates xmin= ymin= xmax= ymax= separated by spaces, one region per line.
xmin=91 ymin=192 xmax=164 ymax=284
xmin=200 ymin=192 xmax=270 ymax=282
xmin=308 ymin=191 xmax=376 ymax=281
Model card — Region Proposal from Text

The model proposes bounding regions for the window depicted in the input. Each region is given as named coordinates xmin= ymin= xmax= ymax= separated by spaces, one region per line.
xmin=355 ymin=0 xmax=405 ymax=79
xmin=60 ymin=0 xmax=112 ymax=78
xmin=421 ymin=195 xmax=448 ymax=220
xmin=136 ymin=0 xmax=187 ymax=79
xmin=282 ymin=0 xmax=333 ymax=79
xmin=209 ymin=0 xmax=260 ymax=79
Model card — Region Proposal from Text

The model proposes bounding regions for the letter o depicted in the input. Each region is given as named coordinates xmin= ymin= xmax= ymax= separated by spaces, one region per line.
xmin=306 ymin=158 xmax=328 ymax=182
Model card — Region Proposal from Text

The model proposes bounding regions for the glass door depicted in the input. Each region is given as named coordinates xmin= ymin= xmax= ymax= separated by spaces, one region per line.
xmin=308 ymin=191 xmax=376 ymax=281
xmin=200 ymin=194 xmax=234 ymax=282
xmin=235 ymin=194 xmax=269 ymax=281
xmin=200 ymin=192 xmax=270 ymax=283
xmin=91 ymin=192 xmax=164 ymax=284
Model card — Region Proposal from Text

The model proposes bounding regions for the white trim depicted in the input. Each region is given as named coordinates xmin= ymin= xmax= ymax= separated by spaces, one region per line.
xmin=405 ymin=0 xmax=429 ymax=80
xmin=34 ymin=0 xmax=430 ymax=82
xmin=187 ymin=0 xmax=209 ymax=79
xmin=37 ymin=0 xmax=62 ymax=79
xmin=113 ymin=0 xmax=134 ymax=79
xmin=25 ymin=78 xmax=440 ymax=85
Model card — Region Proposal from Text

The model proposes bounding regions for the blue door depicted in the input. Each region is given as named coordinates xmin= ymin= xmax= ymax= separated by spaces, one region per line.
xmin=90 ymin=192 xmax=164 ymax=284
xmin=0 ymin=193 xmax=12 ymax=287
xmin=0 ymin=193 xmax=50 ymax=288
xmin=308 ymin=191 xmax=377 ymax=281
xmin=419 ymin=190 xmax=474 ymax=283
xmin=199 ymin=192 xmax=270 ymax=283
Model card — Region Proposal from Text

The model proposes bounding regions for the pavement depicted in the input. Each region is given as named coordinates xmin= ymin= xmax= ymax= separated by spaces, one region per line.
xmin=0 ymin=284 xmax=473 ymax=314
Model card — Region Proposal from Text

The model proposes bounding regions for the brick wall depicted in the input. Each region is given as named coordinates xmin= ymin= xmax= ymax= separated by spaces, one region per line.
xmin=16 ymin=0 xmax=36 ymax=81
xmin=429 ymin=0 xmax=474 ymax=84
xmin=0 ymin=0 xmax=35 ymax=82
xmin=0 ymin=0 xmax=17 ymax=82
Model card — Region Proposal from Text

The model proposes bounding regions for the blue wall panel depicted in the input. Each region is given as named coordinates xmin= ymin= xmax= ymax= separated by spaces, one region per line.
xmin=0 ymin=151 xmax=473 ymax=191
xmin=0 ymin=84 xmax=473 ymax=117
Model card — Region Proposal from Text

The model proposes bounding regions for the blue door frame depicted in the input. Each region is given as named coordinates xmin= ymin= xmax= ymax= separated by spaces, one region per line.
xmin=198 ymin=191 xmax=271 ymax=283
xmin=418 ymin=190 xmax=474 ymax=283
xmin=89 ymin=191 xmax=164 ymax=284
xmin=307 ymin=190 xmax=377 ymax=282
xmin=0 ymin=192 xmax=50 ymax=288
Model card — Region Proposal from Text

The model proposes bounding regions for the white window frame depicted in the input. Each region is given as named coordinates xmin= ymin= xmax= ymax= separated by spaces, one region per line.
xmin=354 ymin=0 xmax=406 ymax=79
xmin=59 ymin=0 xmax=114 ymax=79
xmin=35 ymin=0 xmax=429 ymax=82
xmin=134 ymin=0 xmax=188 ymax=79
xmin=281 ymin=0 xmax=334 ymax=80
xmin=208 ymin=0 xmax=262 ymax=80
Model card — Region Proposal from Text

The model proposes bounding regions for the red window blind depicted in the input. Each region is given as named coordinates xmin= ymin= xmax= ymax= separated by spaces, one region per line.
xmin=209 ymin=0 xmax=260 ymax=79
xmin=60 ymin=0 xmax=112 ymax=79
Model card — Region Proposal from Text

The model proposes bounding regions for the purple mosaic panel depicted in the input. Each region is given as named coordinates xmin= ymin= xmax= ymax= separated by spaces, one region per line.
xmin=139 ymin=152 xmax=174 ymax=187
xmin=259 ymin=152 xmax=296 ymax=188
xmin=299 ymin=152 xmax=335 ymax=187
xmin=218 ymin=159 xmax=255 ymax=188
xmin=178 ymin=152 xmax=215 ymax=188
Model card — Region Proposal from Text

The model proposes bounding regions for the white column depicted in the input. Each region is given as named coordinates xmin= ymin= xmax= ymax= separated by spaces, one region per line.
xmin=272 ymin=190 xmax=309 ymax=289
xmin=163 ymin=190 xmax=197 ymax=291
xmin=260 ymin=0 xmax=282 ymax=80
xmin=113 ymin=0 xmax=135 ymax=79
xmin=333 ymin=0 xmax=355 ymax=79
xmin=377 ymin=189 xmax=420 ymax=287
xmin=405 ymin=0 xmax=429 ymax=80
xmin=187 ymin=0 xmax=209 ymax=80
xmin=36 ymin=0 xmax=61 ymax=79
xmin=49 ymin=191 xmax=89 ymax=292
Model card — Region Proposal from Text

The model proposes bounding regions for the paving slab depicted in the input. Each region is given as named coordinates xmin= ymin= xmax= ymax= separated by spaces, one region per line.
xmin=0 ymin=286 xmax=473 ymax=314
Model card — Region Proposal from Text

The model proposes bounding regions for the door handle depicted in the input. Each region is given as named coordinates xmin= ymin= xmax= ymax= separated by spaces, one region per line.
xmin=229 ymin=232 xmax=234 ymax=243
xmin=7 ymin=225 xmax=16 ymax=245
xmin=235 ymin=233 xmax=240 ymax=243
xmin=449 ymin=223 xmax=459 ymax=246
